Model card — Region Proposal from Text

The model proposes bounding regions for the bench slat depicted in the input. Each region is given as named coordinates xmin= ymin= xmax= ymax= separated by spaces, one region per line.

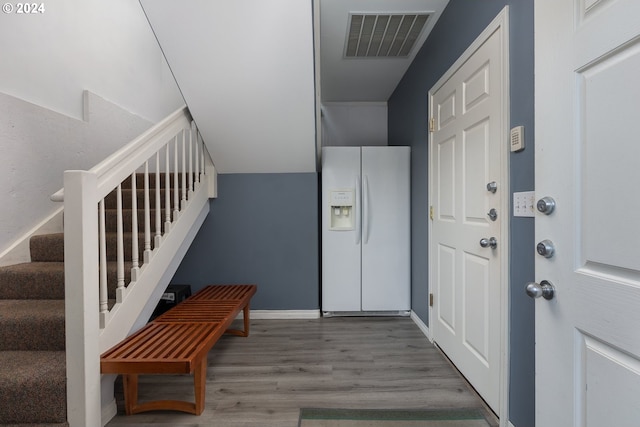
xmin=189 ymin=283 xmax=256 ymax=301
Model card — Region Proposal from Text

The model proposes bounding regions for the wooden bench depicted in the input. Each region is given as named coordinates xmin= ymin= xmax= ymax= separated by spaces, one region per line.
xmin=100 ymin=284 xmax=257 ymax=415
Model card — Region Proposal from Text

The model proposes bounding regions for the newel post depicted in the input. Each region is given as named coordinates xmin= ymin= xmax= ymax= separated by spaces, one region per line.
xmin=63 ymin=170 xmax=101 ymax=427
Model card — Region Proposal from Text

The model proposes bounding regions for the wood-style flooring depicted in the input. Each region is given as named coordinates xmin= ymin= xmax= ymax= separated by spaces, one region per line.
xmin=106 ymin=316 xmax=497 ymax=427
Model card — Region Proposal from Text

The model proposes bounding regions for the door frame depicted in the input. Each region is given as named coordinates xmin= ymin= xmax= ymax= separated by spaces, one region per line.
xmin=427 ymin=8 xmax=510 ymax=426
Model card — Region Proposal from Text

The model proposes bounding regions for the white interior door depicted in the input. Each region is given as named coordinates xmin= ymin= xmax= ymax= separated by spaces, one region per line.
xmin=429 ymin=14 xmax=507 ymax=413
xmin=534 ymin=1 xmax=640 ymax=425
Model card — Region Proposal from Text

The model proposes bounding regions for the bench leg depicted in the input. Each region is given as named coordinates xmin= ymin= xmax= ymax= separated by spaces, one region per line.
xmin=120 ymin=359 xmax=208 ymax=415
xmin=242 ymin=302 xmax=251 ymax=337
xmin=194 ymin=355 xmax=207 ymax=415
xmin=226 ymin=302 xmax=251 ymax=337
xmin=123 ymin=374 xmax=139 ymax=416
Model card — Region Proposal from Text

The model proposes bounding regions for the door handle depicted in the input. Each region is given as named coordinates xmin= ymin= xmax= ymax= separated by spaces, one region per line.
xmin=355 ymin=176 xmax=361 ymax=244
xmin=479 ymin=237 xmax=497 ymax=249
xmin=363 ymin=175 xmax=370 ymax=244
xmin=525 ymin=280 xmax=555 ymax=300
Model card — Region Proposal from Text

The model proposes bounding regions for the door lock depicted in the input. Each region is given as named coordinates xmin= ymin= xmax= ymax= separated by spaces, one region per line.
xmin=487 ymin=208 xmax=498 ymax=221
xmin=486 ymin=181 xmax=497 ymax=193
xmin=536 ymin=240 xmax=555 ymax=258
xmin=536 ymin=196 xmax=556 ymax=215
xmin=480 ymin=237 xmax=498 ymax=249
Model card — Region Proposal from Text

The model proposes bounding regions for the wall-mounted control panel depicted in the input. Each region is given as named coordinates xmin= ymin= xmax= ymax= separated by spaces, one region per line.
xmin=510 ymin=126 xmax=525 ymax=152
xmin=329 ymin=189 xmax=355 ymax=230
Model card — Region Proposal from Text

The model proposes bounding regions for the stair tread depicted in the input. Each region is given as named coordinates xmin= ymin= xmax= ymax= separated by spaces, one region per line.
xmin=0 ymin=262 xmax=65 ymax=300
xmin=0 ymin=350 xmax=65 ymax=384
xmin=0 ymin=351 xmax=67 ymax=424
xmin=0 ymin=300 xmax=65 ymax=351
xmin=0 ymin=261 xmax=65 ymax=274
xmin=0 ymin=299 xmax=65 ymax=317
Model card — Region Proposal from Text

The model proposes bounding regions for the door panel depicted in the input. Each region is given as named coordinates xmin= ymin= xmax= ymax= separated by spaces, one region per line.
xmin=535 ymin=0 xmax=640 ymax=425
xmin=580 ymin=335 xmax=640 ymax=427
xmin=437 ymin=243 xmax=456 ymax=332
xmin=462 ymin=251 xmax=489 ymax=364
xmin=463 ymin=120 xmax=490 ymax=223
xmin=437 ymin=137 xmax=456 ymax=221
xmin=580 ymin=45 xmax=640 ymax=271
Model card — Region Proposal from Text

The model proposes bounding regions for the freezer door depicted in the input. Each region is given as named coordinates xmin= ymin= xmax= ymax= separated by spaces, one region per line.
xmin=361 ymin=146 xmax=411 ymax=311
xmin=321 ymin=147 xmax=362 ymax=311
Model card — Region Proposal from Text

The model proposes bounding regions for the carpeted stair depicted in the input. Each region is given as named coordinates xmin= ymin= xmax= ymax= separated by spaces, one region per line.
xmin=0 ymin=176 xmax=172 ymax=426
xmin=0 ymin=233 xmax=68 ymax=426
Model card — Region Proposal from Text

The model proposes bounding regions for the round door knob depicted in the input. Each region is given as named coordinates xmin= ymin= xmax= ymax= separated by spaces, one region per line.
xmin=525 ymin=280 xmax=555 ymax=300
xmin=479 ymin=237 xmax=498 ymax=249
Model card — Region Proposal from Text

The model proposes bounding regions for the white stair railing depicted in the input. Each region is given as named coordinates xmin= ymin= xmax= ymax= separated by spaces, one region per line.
xmin=53 ymin=106 xmax=216 ymax=427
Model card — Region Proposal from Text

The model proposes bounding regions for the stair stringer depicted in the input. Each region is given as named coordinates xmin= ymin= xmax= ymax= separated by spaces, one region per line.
xmin=98 ymin=180 xmax=210 ymax=351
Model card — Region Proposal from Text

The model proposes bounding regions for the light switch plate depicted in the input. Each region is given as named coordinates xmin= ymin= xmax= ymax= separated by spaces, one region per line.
xmin=513 ymin=191 xmax=535 ymax=217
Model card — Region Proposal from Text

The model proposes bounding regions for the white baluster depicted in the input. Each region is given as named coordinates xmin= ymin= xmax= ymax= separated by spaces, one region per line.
xmin=181 ymin=129 xmax=187 ymax=209
xmin=173 ymin=136 xmax=179 ymax=220
xmin=199 ymin=130 xmax=205 ymax=180
xmin=116 ymin=184 xmax=125 ymax=302
xmin=193 ymin=121 xmax=200 ymax=189
xmin=155 ymin=152 xmax=162 ymax=247
xmin=165 ymin=143 xmax=171 ymax=231
xmin=144 ymin=161 xmax=151 ymax=263
xmin=188 ymin=128 xmax=193 ymax=197
xmin=99 ymin=199 xmax=108 ymax=328
xmin=130 ymin=173 xmax=139 ymax=282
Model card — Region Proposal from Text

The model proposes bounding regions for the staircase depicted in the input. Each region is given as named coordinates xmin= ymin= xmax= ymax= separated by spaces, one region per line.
xmin=0 ymin=106 xmax=216 ymax=426
xmin=0 ymin=180 xmax=163 ymax=425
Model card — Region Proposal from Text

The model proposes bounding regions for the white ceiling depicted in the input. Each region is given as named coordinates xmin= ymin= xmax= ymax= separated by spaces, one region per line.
xmin=319 ymin=0 xmax=450 ymax=102
xmin=140 ymin=0 xmax=450 ymax=174
xmin=140 ymin=0 xmax=317 ymax=174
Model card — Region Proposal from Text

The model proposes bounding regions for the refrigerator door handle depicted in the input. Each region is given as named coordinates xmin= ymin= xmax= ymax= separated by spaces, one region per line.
xmin=363 ymin=175 xmax=370 ymax=244
xmin=355 ymin=175 xmax=361 ymax=244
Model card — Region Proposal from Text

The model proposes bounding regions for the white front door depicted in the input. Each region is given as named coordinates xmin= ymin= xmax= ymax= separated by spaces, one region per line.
xmin=429 ymin=12 xmax=508 ymax=413
xmin=535 ymin=0 xmax=640 ymax=425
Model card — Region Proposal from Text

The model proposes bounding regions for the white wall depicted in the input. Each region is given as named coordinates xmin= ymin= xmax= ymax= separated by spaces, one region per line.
xmin=0 ymin=0 xmax=185 ymax=254
xmin=0 ymin=91 xmax=153 ymax=256
xmin=140 ymin=0 xmax=317 ymax=174
xmin=0 ymin=0 xmax=183 ymax=122
xmin=321 ymin=102 xmax=388 ymax=147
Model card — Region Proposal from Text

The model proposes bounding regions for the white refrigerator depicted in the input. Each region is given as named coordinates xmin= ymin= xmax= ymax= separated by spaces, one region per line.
xmin=321 ymin=146 xmax=410 ymax=314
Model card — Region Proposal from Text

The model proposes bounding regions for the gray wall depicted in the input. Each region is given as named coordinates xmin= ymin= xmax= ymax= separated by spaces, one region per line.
xmin=388 ymin=1 xmax=535 ymax=426
xmin=321 ymin=103 xmax=388 ymax=147
xmin=170 ymin=173 xmax=319 ymax=310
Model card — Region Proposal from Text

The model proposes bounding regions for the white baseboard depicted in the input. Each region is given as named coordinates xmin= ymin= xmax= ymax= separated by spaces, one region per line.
xmin=239 ymin=310 xmax=321 ymax=320
xmin=410 ymin=310 xmax=431 ymax=341
xmin=101 ymin=397 xmax=117 ymax=427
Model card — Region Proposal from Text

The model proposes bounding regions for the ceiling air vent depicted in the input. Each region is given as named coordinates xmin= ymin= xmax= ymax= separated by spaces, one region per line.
xmin=345 ymin=13 xmax=430 ymax=58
